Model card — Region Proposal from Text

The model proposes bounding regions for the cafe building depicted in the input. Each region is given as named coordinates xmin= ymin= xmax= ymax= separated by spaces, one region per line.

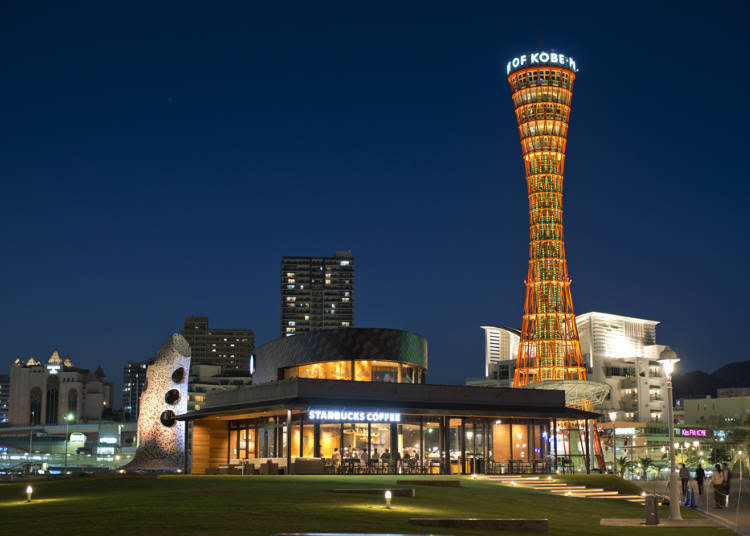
xmin=179 ymin=328 xmax=597 ymax=475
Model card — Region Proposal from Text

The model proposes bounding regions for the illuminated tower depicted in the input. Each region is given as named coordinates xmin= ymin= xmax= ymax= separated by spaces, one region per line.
xmin=505 ymin=52 xmax=587 ymax=389
xmin=506 ymin=51 xmax=607 ymax=471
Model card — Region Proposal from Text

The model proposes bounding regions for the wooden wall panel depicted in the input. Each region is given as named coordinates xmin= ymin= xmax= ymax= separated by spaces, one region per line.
xmin=192 ymin=420 xmax=228 ymax=474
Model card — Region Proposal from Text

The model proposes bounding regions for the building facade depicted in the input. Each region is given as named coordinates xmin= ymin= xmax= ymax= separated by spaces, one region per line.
xmin=181 ymin=327 xmax=595 ymax=476
xmin=0 ymin=374 xmax=9 ymax=423
xmin=122 ymin=361 xmax=148 ymax=421
xmin=473 ymin=312 xmax=673 ymax=424
xmin=8 ymin=351 xmax=113 ymax=426
xmin=577 ymin=312 xmax=669 ymax=424
xmin=474 ymin=326 xmax=519 ymax=385
xmin=188 ymin=364 xmax=253 ymax=412
xmin=682 ymin=394 xmax=750 ymax=427
xmin=181 ymin=316 xmax=254 ymax=373
xmin=280 ymin=251 xmax=354 ymax=337
xmin=0 ymin=421 xmax=136 ymax=473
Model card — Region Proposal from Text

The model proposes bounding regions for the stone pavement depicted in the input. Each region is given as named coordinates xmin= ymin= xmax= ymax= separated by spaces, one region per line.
xmin=635 ymin=479 xmax=750 ymax=535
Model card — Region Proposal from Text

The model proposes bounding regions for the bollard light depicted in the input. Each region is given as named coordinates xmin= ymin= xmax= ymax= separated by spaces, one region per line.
xmin=471 ymin=473 xmax=477 ymax=480
xmin=26 ymin=485 xmax=33 ymax=502
xmin=384 ymin=490 xmax=392 ymax=509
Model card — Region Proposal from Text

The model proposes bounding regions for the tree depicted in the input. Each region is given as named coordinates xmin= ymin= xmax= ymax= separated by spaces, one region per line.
xmin=710 ymin=445 xmax=730 ymax=465
xmin=617 ymin=456 xmax=632 ymax=478
xmin=638 ymin=457 xmax=654 ymax=480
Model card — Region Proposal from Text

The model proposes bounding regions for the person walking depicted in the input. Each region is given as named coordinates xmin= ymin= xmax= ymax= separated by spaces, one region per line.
xmin=679 ymin=463 xmax=690 ymax=497
xmin=695 ymin=463 xmax=705 ymax=496
xmin=712 ymin=463 xmax=725 ymax=508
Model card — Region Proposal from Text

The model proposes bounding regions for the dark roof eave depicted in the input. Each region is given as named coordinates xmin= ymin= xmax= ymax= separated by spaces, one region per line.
xmin=178 ymin=398 xmax=598 ymax=421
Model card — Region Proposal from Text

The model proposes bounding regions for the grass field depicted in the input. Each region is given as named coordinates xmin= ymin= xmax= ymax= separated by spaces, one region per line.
xmin=0 ymin=474 xmax=725 ymax=535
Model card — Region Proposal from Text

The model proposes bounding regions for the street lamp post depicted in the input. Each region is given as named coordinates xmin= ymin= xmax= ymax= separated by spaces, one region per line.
xmin=608 ymin=411 xmax=617 ymax=475
xmin=658 ymin=354 xmax=682 ymax=521
xmin=64 ymin=412 xmax=75 ymax=469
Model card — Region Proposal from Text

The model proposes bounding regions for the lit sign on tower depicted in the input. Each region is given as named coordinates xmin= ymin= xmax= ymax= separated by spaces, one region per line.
xmin=506 ymin=51 xmax=578 ymax=75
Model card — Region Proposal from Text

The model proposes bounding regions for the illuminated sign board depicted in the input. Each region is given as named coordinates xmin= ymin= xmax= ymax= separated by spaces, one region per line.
xmin=680 ymin=428 xmax=707 ymax=437
xmin=506 ymin=51 xmax=577 ymax=75
xmin=307 ymin=409 xmax=401 ymax=423
xmin=69 ymin=433 xmax=87 ymax=443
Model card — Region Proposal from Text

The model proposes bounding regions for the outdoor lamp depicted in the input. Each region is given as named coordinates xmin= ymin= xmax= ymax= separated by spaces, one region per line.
xmin=657 ymin=356 xmax=679 ymax=378
xmin=384 ymin=490 xmax=392 ymax=509
xmin=658 ymin=352 xmax=682 ymax=521
xmin=608 ymin=411 xmax=617 ymax=475
xmin=26 ymin=485 xmax=33 ymax=502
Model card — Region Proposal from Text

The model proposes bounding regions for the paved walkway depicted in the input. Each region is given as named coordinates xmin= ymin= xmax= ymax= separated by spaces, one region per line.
xmin=634 ymin=479 xmax=750 ymax=535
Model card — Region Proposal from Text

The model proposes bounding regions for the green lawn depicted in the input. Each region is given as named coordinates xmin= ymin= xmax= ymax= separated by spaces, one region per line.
xmin=0 ymin=475 xmax=724 ymax=535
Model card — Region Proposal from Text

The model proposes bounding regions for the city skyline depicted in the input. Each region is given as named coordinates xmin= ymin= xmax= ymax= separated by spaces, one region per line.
xmin=2 ymin=4 xmax=749 ymax=398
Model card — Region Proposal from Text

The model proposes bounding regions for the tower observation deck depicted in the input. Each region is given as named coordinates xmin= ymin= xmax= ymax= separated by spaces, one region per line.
xmin=506 ymin=52 xmax=586 ymax=389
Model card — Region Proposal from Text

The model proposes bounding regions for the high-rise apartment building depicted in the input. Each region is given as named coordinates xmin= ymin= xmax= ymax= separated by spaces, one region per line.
xmin=181 ymin=317 xmax=254 ymax=374
xmin=280 ymin=250 xmax=354 ymax=337
xmin=122 ymin=361 xmax=148 ymax=420
xmin=0 ymin=374 xmax=9 ymax=423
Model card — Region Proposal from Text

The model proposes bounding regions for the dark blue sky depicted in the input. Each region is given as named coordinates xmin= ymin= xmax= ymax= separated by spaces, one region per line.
xmin=2 ymin=2 xmax=748 ymax=400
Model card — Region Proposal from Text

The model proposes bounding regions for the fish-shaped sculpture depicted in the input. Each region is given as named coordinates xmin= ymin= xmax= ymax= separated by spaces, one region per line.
xmin=122 ymin=333 xmax=191 ymax=472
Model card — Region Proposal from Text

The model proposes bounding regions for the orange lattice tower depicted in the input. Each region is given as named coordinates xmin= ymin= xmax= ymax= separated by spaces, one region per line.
xmin=506 ymin=52 xmax=587 ymax=389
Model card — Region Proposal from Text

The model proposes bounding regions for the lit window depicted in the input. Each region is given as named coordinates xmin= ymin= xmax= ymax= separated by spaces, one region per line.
xmin=288 ymin=321 xmax=296 ymax=326
xmin=304 ymin=315 xmax=310 ymax=320
xmin=342 ymin=322 xmax=350 ymax=327
xmin=340 ymin=260 xmax=350 ymax=266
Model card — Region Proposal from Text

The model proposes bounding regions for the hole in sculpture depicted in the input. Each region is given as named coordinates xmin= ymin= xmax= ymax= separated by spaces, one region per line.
xmin=165 ymin=389 xmax=180 ymax=405
xmin=160 ymin=410 xmax=177 ymax=427
xmin=172 ymin=368 xmax=185 ymax=384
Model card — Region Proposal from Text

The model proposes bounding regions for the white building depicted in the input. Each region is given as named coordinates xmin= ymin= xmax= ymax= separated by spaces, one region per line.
xmin=471 ymin=312 xmax=674 ymax=424
xmin=8 ymin=351 xmax=113 ymax=426
xmin=467 ymin=326 xmax=519 ymax=387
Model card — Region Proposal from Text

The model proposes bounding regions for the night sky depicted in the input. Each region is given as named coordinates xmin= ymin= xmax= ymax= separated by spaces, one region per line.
xmin=2 ymin=2 xmax=748 ymax=400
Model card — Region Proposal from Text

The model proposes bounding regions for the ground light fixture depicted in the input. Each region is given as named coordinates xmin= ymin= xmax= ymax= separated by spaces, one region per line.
xmin=26 ymin=485 xmax=33 ymax=502
xmin=384 ymin=490 xmax=392 ymax=509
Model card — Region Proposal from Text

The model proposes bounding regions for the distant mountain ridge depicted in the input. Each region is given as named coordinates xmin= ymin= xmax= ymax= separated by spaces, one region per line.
xmin=672 ymin=360 xmax=750 ymax=399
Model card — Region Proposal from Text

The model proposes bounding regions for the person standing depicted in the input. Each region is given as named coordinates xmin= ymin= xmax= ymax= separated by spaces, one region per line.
xmin=679 ymin=463 xmax=690 ymax=497
xmin=331 ymin=447 xmax=341 ymax=473
xmin=722 ymin=462 xmax=731 ymax=506
xmin=712 ymin=464 xmax=725 ymax=509
xmin=695 ymin=464 xmax=705 ymax=495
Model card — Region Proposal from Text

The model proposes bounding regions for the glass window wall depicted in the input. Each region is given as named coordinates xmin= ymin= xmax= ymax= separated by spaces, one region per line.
xmin=282 ymin=360 xmax=424 ymax=384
